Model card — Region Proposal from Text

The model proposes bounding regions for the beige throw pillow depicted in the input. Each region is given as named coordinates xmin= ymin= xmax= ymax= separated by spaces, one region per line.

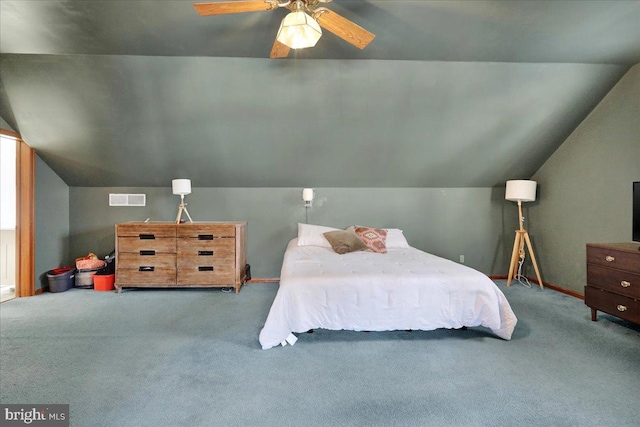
xmin=323 ymin=227 xmax=367 ymax=254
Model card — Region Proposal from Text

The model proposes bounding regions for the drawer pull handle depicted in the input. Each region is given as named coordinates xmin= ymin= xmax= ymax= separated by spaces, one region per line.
xmin=621 ymin=281 xmax=631 ymax=288
xmin=198 ymin=250 xmax=214 ymax=256
xmin=617 ymin=305 xmax=627 ymax=312
xmin=605 ymin=255 xmax=615 ymax=262
xmin=139 ymin=266 xmax=155 ymax=272
xmin=198 ymin=234 xmax=214 ymax=240
xmin=198 ymin=266 xmax=214 ymax=272
xmin=139 ymin=234 xmax=156 ymax=240
xmin=140 ymin=250 xmax=156 ymax=256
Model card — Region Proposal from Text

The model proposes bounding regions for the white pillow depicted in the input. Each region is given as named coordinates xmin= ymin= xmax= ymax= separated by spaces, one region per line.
xmin=297 ymin=223 xmax=339 ymax=247
xmin=385 ymin=228 xmax=410 ymax=248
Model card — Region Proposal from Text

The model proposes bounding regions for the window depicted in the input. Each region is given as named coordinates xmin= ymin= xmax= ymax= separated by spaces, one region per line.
xmin=1 ymin=135 xmax=16 ymax=229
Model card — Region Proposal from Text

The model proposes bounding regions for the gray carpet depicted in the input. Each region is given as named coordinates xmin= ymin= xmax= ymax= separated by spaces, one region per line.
xmin=1 ymin=281 xmax=639 ymax=427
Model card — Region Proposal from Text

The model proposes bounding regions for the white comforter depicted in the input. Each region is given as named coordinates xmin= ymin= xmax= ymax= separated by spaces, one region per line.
xmin=259 ymin=239 xmax=517 ymax=349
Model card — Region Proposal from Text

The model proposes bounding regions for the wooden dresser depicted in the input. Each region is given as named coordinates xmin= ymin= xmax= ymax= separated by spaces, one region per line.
xmin=585 ymin=243 xmax=640 ymax=324
xmin=115 ymin=222 xmax=246 ymax=293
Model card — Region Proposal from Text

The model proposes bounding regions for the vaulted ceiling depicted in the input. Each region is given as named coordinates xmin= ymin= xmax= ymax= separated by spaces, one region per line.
xmin=1 ymin=1 xmax=639 ymax=187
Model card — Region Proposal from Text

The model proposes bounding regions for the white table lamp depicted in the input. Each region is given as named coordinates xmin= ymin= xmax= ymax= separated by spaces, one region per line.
xmin=173 ymin=179 xmax=193 ymax=224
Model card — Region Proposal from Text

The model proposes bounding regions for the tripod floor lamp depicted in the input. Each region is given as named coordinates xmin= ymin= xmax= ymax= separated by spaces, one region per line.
xmin=173 ymin=179 xmax=193 ymax=224
xmin=506 ymin=180 xmax=543 ymax=289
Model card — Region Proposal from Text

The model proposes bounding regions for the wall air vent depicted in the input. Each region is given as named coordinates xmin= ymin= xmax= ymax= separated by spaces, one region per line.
xmin=109 ymin=194 xmax=146 ymax=207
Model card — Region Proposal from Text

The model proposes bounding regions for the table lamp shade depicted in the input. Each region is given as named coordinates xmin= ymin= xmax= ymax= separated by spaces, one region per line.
xmin=172 ymin=179 xmax=191 ymax=196
xmin=505 ymin=180 xmax=537 ymax=202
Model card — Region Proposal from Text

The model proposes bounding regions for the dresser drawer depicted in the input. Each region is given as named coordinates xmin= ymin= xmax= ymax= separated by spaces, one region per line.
xmin=117 ymin=253 xmax=176 ymax=269
xmin=176 ymin=237 xmax=234 ymax=256
xmin=587 ymin=245 xmax=640 ymax=274
xmin=116 ymin=224 xmax=176 ymax=238
xmin=585 ymin=286 xmax=640 ymax=324
xmin=177 ymin=264 xmax=235 ymax=285
xmin=118 ymin=237 xmax=175 ymax=253
xmin=177 ymin=254 xmax=234 ymax=270
xmin=587 ymin=264 xmax=640 ymax=299
xmin=177 ymin=224 xmax=236 ymax=238
xmin=116 ymin=267 xmax=176 ymax=286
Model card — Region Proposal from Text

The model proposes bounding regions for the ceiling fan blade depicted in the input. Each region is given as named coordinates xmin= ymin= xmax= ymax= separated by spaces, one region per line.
xmin=314 ymin=9 xmax=375 ymax=50
xmin=193 ymin=1 xmax=275 ymax=16
xmin=270 ymin=39 xmax=290 ymax=59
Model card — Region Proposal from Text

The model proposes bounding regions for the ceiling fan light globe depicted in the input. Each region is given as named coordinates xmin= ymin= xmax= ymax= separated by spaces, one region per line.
xmin=276 ymin=11 xmax=322 ymax=49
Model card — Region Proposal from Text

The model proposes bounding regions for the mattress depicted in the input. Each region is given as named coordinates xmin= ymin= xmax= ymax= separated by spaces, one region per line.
xmin=259 ymin=239 xmax=517 ymax=349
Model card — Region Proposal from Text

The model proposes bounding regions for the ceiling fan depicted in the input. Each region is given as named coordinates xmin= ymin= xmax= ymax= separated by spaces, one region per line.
xmin=193 ymin=0 xmax=375 ymax=58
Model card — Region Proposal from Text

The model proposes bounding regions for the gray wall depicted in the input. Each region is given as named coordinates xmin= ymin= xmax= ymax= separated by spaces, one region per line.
xmin=24 ymin=60 xmax=640 ymax=291
xmin=35 ymin=155 xmax=70 ymax=290
xmin=0 ymin=116 xmax=14 ymax=131
xmin=69 ymin=187 xmax=516 ymax=279
xmin=528 ymin=64 xmax=640 ymax=294
xmin=2 ymin=55 xmax=627 ymax=188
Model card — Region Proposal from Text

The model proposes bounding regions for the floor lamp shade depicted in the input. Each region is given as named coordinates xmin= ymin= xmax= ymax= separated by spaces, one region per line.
xmin=505 ymin=180 xmax=537 ymax=202
xmin=172 ymin=179 xmax=191 ymax=196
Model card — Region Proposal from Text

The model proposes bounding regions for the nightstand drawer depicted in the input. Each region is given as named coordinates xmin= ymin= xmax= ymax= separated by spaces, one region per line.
xmin=585 ymin=286 xmax=640 ymax=324
xmin=587 ymin=245 xmax=640 ymax=274
xmin=587 ymin=264 xmax=640 ymax=299
xmin=118 ymin=237 xmax=176 ymax=253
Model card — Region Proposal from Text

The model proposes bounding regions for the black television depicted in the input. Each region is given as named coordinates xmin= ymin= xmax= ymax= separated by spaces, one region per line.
xmin=634 ymin=181 xmax=640 ymax=244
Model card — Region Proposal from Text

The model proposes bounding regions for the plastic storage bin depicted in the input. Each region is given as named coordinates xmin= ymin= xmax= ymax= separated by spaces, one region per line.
xmin=46 ymin=267 xmax=76 ymax=293
xmin=75 ymin=268 xmax=100 ymax=289
xmin=93 ymin=274 xmax=115 ymax=292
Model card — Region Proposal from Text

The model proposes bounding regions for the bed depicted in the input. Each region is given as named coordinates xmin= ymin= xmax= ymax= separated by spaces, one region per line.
xmin=259 ymin=226 xmax=517 ymax=350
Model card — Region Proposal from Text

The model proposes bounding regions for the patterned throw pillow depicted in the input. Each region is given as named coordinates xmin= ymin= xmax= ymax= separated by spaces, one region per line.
xmin=354 ymin=226 xmax=388 ymax=253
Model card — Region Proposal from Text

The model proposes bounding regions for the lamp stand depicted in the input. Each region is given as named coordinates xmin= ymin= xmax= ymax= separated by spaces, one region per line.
xmin=507 ymin=200 xmax=543 ymax=289
xmin=175 ymin=195 xmax=193 ymax=224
